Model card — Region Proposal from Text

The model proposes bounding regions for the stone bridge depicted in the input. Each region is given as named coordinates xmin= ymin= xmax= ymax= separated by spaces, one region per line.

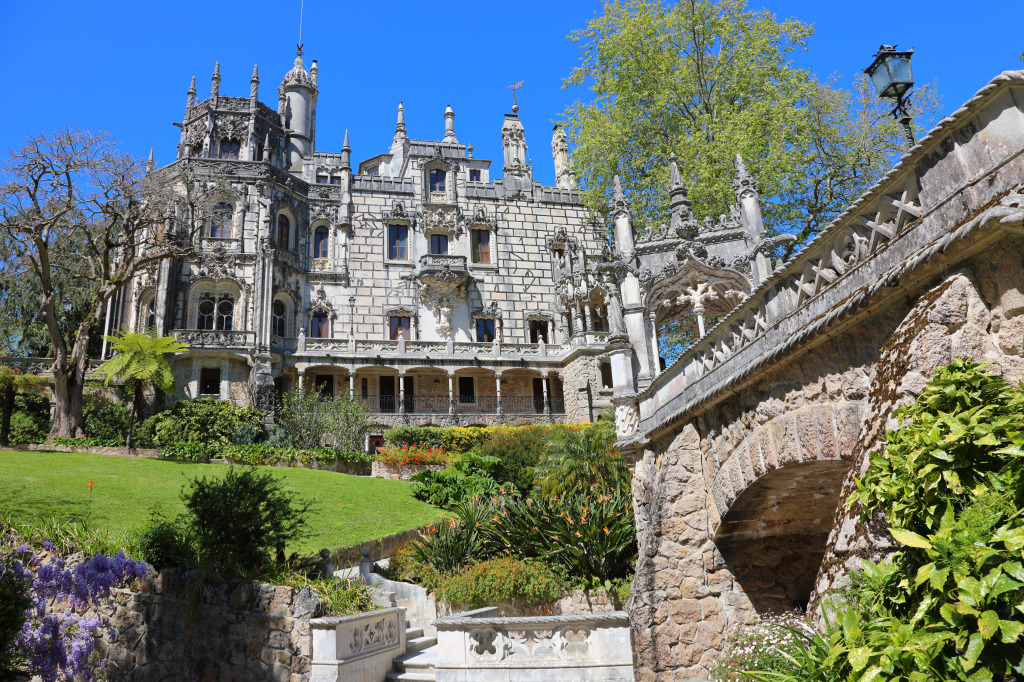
xmin=605 ymin=71 xmax=1024 ymax=680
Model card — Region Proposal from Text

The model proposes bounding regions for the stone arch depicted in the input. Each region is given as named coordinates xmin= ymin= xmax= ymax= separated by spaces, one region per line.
xmin=187 ymin=279 xmax=243 ymax=330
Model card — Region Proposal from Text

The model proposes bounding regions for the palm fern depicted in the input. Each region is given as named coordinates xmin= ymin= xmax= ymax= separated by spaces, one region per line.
xmin=534 ymin=411 xmax=630 ymax=496
xmin=0 ymin=367 xmax=48 ymax=446
xmin=97 ymin=329 xmax=187 ymax=449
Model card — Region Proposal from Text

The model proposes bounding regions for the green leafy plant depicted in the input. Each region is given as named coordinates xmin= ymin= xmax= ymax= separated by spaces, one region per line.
xmin=0 ymin=367 xmax=47 ymax=447
xmin=49 ymin=437 xmax=122 ymax=448
xmin=147 ymin=398 xmax=262 ymax=448
xmin=472 ymin=424 xmax=550 ymax=492
xmin=0 ymin=555 xmax=32 ymax=675
xmin=82 ymin=392 xmax=132 ymax=443
xmin=274 ymin=389 xmax=371 ymax=451
xmin=136 ymin=516 xmax=198 ymax=571
xmin=96 ymin=329 xmax=188 ymax=449
xmin=181 ymin=467 xmax=312 ymax=574
xmin=411 ymin=501 xmax=489 ymax=574
xmin=374 ymin=445 xmax=451 ymax=468
xmin=281 ymin=573 xmax=378 ymax=616
xmin=534 ymin=414 xmax=629 ymax=496
xmin=431 ymin=556 xmax=561 ymax=609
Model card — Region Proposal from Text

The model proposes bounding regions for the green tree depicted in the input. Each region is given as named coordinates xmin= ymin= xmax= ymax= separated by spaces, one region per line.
xmin=561 ymin=0 xmax=939 ymax=248
xmin=534 ymin=413 xmax=630 ymax=496
xmin=0 ymin=367 xmax=47 ymax=446
xmin=96 ymin=329 xmax=187 ymax=449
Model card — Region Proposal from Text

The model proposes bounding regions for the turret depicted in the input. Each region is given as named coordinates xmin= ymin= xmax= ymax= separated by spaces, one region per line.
xmin=393 ymin=102 xmax=407 ymax=144
xmin=186 ymin=76 xmax=196 ymax=110
xmin=278 ymin=53 xmax=319 ymax=170
xmin=211 ymin=61 xmax=221 ymax=102
xmin=249 ymin=65 xmax=259 ymax=107
xmin=443 ymin=105 xmax=458 ymax=144
xmin=551 ymin=125 xmax=575 ymax=189
xmin=500 ymin=105 xmax=533 ymax=195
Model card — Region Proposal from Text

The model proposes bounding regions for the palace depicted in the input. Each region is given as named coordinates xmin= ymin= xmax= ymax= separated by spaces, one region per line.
xmin=118 ymin=54 xmax=630 ymax=435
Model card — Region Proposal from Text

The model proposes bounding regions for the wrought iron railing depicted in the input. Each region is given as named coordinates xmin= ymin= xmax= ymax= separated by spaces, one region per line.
xmin=355 ymin=394 xmax=565 ymax=415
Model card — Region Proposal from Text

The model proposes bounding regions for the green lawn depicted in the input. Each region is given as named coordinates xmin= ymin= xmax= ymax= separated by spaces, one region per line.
xmin=0 ymin=450 xmax=439 ymax=559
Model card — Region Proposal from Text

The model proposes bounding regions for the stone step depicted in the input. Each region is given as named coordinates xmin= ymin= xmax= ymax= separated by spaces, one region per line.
xmin=405 ymin=627 xmax=424 ymax=641
xmin=404 ymin=635 xmax=437 ymax=656
xmin=385 ymin=671 xmax=436 ymax=682
xmin=394 ymin=644 xmax=438 ymax=672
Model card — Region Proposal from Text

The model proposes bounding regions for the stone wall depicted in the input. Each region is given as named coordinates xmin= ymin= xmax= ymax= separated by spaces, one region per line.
xmin=371 ymin=461 xmax=447 ymax=480
xmin=89 ymin=570 xmax=321 ymax=682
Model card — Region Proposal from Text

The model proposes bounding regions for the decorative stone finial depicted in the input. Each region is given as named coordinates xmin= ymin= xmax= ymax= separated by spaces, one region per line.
xmin=310 ymin=59 xmax=318 ymax=85
xmin=733 ymin=153 xmax=758 ymax=201
xmin=467 ymin=141 xmax=473 ymax=158
xmin=394 ymin=102 xmax=407 ymax=142
xmin=145 ymin=148 xmax=154 ymax=174
xmin=610 ymin=174 xmax=630 ymax=216
xmin=443 ymin=104 xmax=457 ymax=143
xmin=211 ymin=61 xmax=221 ymax=99
xmin=668 ymin=153 xmax=696 ymax=238
xmin=250 ymin=65 xmax=259 ymax=100
xmin=341 ymin=129 xmax=351 ymax=170
xmin=186 ymin=76 xmax=196 ymax=109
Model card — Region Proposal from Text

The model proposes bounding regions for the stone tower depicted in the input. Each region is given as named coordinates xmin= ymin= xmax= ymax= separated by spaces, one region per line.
xmin=279 ymin=55 xmax=319 ymax=170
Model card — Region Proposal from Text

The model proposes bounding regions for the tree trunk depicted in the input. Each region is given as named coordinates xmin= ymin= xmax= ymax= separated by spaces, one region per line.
xmin=0 ymin=391 xmax=14 ymax=446
xmin=126 ymin=383 xmax=142 ymax=453
xmin=49 ymin=363 xmax=86 ymax=438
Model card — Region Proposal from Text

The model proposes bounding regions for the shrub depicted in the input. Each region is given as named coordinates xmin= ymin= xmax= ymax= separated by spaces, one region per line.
xmin=137 ymin=517 xmax=197 ymax=571
xmin=275 ymin=390 xmax=371 ymax=451
xmin=534 ymin=417 xmax=630 ymax=496
xmin=8 ymin=394 xmax=50 ymax=445
xmin=149 ymin=398 xmax=262 ymax=447
xmin=83 ymin=394 xmax=131 ymax=442
xmin=412 ymin=452 xmax=511 ymax=508
xmin=182 ymin=467 xmax=311 ymax=573
xmin=282 ymin=574 xmax=377 ymax=616
xmin=219 ymin=444 xmax=369 ymax=467
xmin=411 ymin=501 xmax=489 ymax=574
xmin=443 ymin=426 xmax=491 ymax=453
xmin=383 ymin=426 xmax=448 ymax=450
xmin=161 ymin=441 xmax=220 ymax=461
xmin=473 ymin=425 xmax=550 ymax=494
xmin=714 ymin=612 xmax=812 ymax=681
xmin=483 ymin=488 xmax=638 ymax=584
xmin=49 ymin=437 xmax=121 ymax=448
xmin=432 ymin=556 xmax=560 ymax=609
xmin=374 ymin=445 xmax=450 ymax=468
xmin=0 ymin=558 xmax=32 ymax=675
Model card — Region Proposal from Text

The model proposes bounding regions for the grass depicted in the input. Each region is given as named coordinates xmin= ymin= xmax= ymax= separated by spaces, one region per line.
xmin=0 ymin=450 xmax=440 ymax=560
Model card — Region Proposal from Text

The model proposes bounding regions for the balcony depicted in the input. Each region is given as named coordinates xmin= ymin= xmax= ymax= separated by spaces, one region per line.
xmin=173 ymin=329 xmax=255 ymax=349
xmin=418 ymin=253 xmax=468 ymax=276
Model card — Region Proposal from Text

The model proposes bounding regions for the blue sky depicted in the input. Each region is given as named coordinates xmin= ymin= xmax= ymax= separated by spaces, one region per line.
xmin=0 ymin=0 xmax=1018 ymax=186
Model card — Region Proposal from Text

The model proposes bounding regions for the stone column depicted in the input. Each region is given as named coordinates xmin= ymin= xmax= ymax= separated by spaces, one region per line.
xmin=348 ymin=372 xmax=355 ymax=400
xmin=398 ymin=370 xmax=406 ymax=414
xmin=583 ymin=298 xmax=594 ymax=334
xmin=447 ymin=371 xmax=456 ymax=415
xmin=495 ymin=372 xmax=503 ymax=417
xmin=297 ymin=368 xmax=305 ymax=392
xmin=648 ymin=311 xmax=661 ymax=376
xmin=542 ymin=373 xmax=551 ymax=416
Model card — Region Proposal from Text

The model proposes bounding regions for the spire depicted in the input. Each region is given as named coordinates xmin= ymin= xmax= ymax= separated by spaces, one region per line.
xmin=250 ymin=64 xmax=259 ymax=101
xmin=552 ymin=124 xmax=575 ymax=189
xmin=610 ymin=175 xmax=630 ymax=216
xmin=394 ymin=102 xmax=407 ymax=143
xmin=186 ymin=76 xmax=196 ymax=109
xmin=443 ymin=104 xmax=457 ymax=144
xmin=309 ymin=59 xmax=318 ymax=86
xmin=263 ymin=133 xmax=271 ymax=162
xmin=340 ymin=129 xmax=351 ymax=170
xmin=668 ymin=154 xmax=696 ymax=238
xmin=145 ymin=148 xmax=154 ymax=174
xmin=211 ymin=61 xmax=221 ymax=99
xmin=733 ymin=153 xmax=757 ymax=201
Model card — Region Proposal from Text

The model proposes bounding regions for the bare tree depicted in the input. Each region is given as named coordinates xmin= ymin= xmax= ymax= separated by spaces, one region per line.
xmin=0 ymin=128 xmax=205 ymax=437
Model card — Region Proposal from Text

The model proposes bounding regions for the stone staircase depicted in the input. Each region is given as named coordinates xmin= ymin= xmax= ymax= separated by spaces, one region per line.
xmin=385 ymin=624 xmax=438 ymax=681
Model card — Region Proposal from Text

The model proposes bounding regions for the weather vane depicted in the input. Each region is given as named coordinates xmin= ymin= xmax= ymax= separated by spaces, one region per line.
xmin=509 ymin=80 xmax=525 ymax=113
xmin=296 ymin=0 xmax=304 ymax=57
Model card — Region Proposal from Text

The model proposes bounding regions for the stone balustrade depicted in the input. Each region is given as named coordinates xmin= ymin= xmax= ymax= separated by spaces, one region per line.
xmin=309 ymin=607 xmax=407 ymax=682
xmin=433 ymin=608 xmax=633 ymax=681
xmin=173 ymin=329 xmax=256 ymax=349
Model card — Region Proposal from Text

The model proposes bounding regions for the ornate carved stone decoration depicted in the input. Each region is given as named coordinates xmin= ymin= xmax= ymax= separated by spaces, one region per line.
xmin=423 ymin=206 xmax=463 ymax=237
xmin=308 ymin=285 xmax=337 ymax=319
xmin=609 ymin=175 xmax=630 ymax=217
xmin=418 ymin=268 xmax=468 ymax=339
xmin=733 ymin=153 xmax=758 ymax=200
xmin=383 ymin=200 xmax=413 ymax=226
xmin=193 ymin=243 xmax=238 ymax=281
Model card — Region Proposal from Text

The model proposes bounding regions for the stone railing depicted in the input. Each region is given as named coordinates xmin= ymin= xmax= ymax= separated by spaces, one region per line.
xmin=275 ymin=247 xmax=304 ymax=269
xmin=291 ymin=337 xmax=573 ymax=361
xmin=350 ymin=175 xmax=416 ymax=193
xmin=199 ymin=236 xmax=242 ymax=252
xmin=433 ymin=608 xmax=633 ymax=681
xmin=419 ymin=253 xmax=468 ymax=275
xmin=635 ymin=70 xmax=1024 ymax=440
xmin=310 ymin=607 xmax=406 ymax=682
xmin=174 ymin=329 xmax=255 ymax=349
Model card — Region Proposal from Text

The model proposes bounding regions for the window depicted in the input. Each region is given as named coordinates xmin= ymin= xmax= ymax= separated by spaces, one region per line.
xmin=197 ymin=296 xmax=215 ymax=330
xmin=429 ymin=233 xmax=448 ymax=255
xmin=529 ymin=320 xmax=549 ymax=344
xmin=199 ymin=367 xmax=221 ymax=396
xmin=314 ymin=375 xmax=334 ymax=398
xmin=388 ymin=225 xmax=408 ymax=260
xmin=216 ymin=297 xmax=234 ymax=330
xmin=471 ymin=229 xmax=490 ymax=264
xmin=366 ymin=166 xmax=379 ymax=177
xmin=600 ymin=362 xmax=614 ymax=389
xmin=469 ymin=169 xmax=481 ymax=182
xmin=210 ymin=203 xmax=232 ymax=239
xmin=329 ymin=174 xmax=342 ymax=185
xmin=316 ymin=173 xmax=329 ymax=184
xmin=311 ymin=312 xmax=330 ymax=338
xmin=429 ymin=169 xmax=446 ymax=193
xmin=314 ymin=226 xmax=329 ymax=258
xmin=475 ymin=318 xmax=495 ymax=343
xmin=277 ymin=215 xmax=290 ymax=249
xmin=458 ymin=376 xmax=475 ymax=403
xmin=144 ymin=300 xmax=156 ymax=333
xmin=272 ymin=300 xmax=286 ymax=337
xmin=389 ymin=316 xmax=411 ymax=340
xmin=218 ymin=139 xmax=240 ymax=160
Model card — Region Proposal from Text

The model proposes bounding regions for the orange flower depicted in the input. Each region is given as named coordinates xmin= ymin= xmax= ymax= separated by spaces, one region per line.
xmin=493 ymin=515 xmax=500 ymax=521
xmin=604 ymin=527 xmax=610 ymax=533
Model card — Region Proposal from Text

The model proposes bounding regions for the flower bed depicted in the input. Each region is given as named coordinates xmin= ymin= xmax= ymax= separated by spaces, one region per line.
xmin=371 ymin=445 xmax=451 ymax=480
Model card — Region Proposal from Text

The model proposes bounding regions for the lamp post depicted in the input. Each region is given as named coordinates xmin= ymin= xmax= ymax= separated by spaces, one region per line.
xmin=348 ymin=296 xmax=356 ymax=338
xmin=864 ymin=44 xmax=916 ymax=147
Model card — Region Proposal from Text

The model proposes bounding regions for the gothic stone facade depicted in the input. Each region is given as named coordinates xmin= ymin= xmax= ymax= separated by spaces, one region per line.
xmin=123 ymin=56 xmax=618 ymax=431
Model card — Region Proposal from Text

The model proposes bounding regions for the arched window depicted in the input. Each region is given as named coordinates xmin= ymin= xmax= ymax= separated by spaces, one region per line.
xmin=277 ymin=215 xmax=290 ymax=249
xmin=218 ymin=139 xmax=240 ymax=160
xmin=197 ymin=295 xmax=216 ymax=330
xmin=429 ymin=169 xmax=446 ymax=193
xmin=313 ymin=227 xmax=329 ymax=259
xmin=145 ymin=300 xmax=156 ymax=332
xmin=210 ymin=203 xmax=232 ymax=239
xmin=272 ymin=300 xmax=287 ymax=337
xmin=311 ymin=312 xmax=330 ymax=338
xmin=216 ymin=297 xmax=234 ymax=331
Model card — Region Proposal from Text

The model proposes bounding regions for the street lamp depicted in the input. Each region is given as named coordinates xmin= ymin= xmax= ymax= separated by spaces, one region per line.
xmin=62 ymin=298 xmax=72 ymax=313
xmin=348 ymin=296 xmax=356 ymax=338
xmin=864 ymin=44 xmax=916 ymax=147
